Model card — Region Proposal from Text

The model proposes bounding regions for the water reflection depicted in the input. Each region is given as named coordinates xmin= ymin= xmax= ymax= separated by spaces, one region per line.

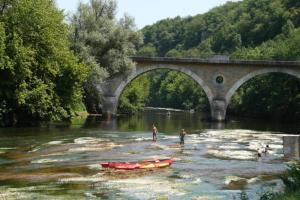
xmin=210 ymin=122 xmax=225 ymax=130
xmin=82 ymin=110 xmax=300 ymax=134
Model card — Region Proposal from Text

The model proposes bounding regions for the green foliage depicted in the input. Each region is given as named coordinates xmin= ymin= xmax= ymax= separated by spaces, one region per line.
xmin=138 ymin=0 xmax=300 ymax=57
xmin=228 ymin=73 xmax=300 ymax=120
xmin=0 ymin=100 xmax=12 ymax=127
xmin=141 ymin=17 xmax=186 ymax=56
xmin=118 ymin=75 xmax=150 ymax=114
xmin=280 ymin=162 xmax=300 ymax=193
xmin=146 ymin=70 xmax=209 ymax=111
xmin=282 ymin=20 xmax=295 ymax=36
xmin=156 ymin=71 xmax=209 ymax=111
xmin=275 ymin=190 xmax=300 ymax=200
xmin=70 ymin=0 xmax=143 ymax=113
xmin=0 ymin=0 xmax=88 ymax=126
xmin=258 ymin=191 xmax=276 ymax=200
xmin=232 ymin=28 xmax=300 ymax=60
xmin=137 ymin=44 xmax=157 ymax=57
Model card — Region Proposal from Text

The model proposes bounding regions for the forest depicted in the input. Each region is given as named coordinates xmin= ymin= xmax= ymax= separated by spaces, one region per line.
xmin=0 ymin=0 xmax=300 ymax=127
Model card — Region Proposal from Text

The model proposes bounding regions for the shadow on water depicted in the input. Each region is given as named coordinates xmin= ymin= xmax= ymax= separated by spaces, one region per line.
xmin=226 ymin=116 xmax=300 ymax=134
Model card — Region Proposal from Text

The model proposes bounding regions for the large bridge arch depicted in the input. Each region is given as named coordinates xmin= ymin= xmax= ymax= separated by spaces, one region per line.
xmin=225 ymin=68 xmax=300 ymax=108
xmin=114 ymin=64 xmax=214 ymax=114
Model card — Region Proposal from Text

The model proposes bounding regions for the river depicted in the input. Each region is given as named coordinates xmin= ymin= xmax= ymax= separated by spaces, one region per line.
xmin=0 ymin=110 xmax=299 ymax=200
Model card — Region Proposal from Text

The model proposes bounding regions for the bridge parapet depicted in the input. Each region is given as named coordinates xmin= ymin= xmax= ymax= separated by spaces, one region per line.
xmin=131 ymin=56 xmax=300 ymax=66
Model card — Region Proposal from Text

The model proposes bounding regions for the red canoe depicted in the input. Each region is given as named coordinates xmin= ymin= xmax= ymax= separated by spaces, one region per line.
xmin=101 ymin=159 xmax=173 ymax=170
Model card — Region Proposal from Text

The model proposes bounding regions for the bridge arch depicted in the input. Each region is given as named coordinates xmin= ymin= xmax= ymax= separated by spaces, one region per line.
xmin=226 ymin=68 xmax=300 ymax=107
xmin=114 ymin=65 xmax=214 ymax=113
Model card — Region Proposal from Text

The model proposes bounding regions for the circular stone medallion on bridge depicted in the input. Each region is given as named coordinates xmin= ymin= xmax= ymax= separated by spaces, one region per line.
xmin=214 ymin=74 xmax=225 ymax=85
xmin=216 ymin=76 xmax=224 ymax=84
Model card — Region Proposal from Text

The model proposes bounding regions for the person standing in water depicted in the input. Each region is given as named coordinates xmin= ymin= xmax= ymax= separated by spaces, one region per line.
xmin=180 ymin=129 xmax=187 ymax=145
xmin=152 ymin=124 xmax=158 ymax=142
xmin=263 ymin=144 xmax=271 ymax=154
xmin=257 ymin=148 xmax=263 ymax=159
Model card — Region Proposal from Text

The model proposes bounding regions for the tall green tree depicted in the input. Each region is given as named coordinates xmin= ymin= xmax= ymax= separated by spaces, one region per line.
xmin=0 ymin=0 xmax=89 ymax=126
xmin=69 ymin=0 xmax=143 ymax=113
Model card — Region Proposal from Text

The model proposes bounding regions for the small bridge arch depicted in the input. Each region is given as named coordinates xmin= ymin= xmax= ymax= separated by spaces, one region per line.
xmin=225 ymin=67 xmax=300 ymax=106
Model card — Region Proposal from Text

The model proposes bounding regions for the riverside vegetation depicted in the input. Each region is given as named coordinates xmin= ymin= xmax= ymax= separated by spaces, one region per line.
xmin=0 ymin=0 xmax=300 ymax=198
xmin=0 ymin=0 xmax=142 ymax=126
xmin=0 ymin=0 xmax=299 ymax=125
xmin=0 ymin=0 xmax=89 ymax=126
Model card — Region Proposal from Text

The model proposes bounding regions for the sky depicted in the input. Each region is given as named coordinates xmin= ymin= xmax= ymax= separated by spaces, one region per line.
xmin=56 ymin=0 xmax=240 ymax=29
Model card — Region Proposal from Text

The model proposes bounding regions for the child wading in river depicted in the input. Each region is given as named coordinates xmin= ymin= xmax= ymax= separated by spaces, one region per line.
xmin=180 ymin=129 xmax=187 ymax=145
xmin=152 ymin=124 xmax=158 ymax=142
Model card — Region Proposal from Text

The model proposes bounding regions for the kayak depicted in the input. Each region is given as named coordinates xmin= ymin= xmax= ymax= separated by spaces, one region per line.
xmin=101 ymin=162 xmax=140 ymax=170
xmin=139 ymin=159 xmax=173 ymax=169
xmin=101 ymin=159 xmax=173 ymax=170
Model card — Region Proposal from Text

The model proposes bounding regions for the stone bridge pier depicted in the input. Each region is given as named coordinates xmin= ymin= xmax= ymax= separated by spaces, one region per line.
xmin=98 ymin=57 xmax=300 ymax=121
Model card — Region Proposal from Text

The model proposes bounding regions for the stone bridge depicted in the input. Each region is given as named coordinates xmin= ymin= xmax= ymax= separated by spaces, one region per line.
xmin=98 ymin=57 xmax=300 ymax=121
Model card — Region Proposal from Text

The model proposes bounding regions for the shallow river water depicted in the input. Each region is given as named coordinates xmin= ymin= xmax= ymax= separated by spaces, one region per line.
xmin=0 ymin=110 xmax=299 ymax=200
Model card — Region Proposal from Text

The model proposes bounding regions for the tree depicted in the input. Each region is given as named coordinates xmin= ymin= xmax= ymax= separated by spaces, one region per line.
xmin=137 ymin=44 xmax=157 ymax=57
xmin=0 ymin=0 xmax=88 ymax=126
xmin=282 ymin=20 xmax=295 ymax=36
xmin=69 ymin=0 xmax=143 ymax=113
xmin=118 ymin=76 xmax=150 ymax=114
